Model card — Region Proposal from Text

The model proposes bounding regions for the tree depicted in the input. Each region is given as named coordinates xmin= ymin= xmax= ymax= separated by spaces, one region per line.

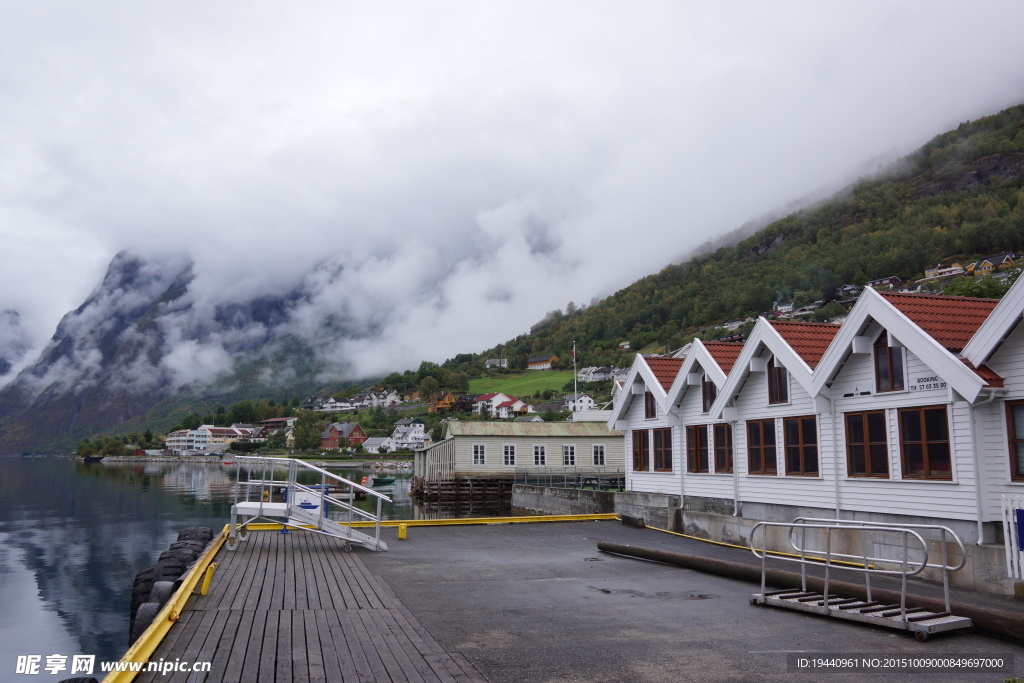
xmin=293 ymin=412 xmax=323 ymax=451
xmin=418 ymin=376 xmax=440 ymax=399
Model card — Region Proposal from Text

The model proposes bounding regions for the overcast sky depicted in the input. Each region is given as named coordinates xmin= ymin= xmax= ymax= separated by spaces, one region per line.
xmin=3 ymin=1 xmax=1024 ymax=381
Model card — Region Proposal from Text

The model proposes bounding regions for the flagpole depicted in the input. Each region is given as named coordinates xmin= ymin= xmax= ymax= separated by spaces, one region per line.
xmin=573 ymin=341 xmax=577 ymax=412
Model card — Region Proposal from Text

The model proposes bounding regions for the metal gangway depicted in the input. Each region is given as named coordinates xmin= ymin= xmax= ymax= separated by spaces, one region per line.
xmin=226 ymin=456 xmax=390 ymax=552
xmin=749 ymin=517 xmax=972 ymax=641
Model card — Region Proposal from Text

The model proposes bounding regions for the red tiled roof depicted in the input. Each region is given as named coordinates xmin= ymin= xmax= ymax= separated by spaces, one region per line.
xmin=768 ymin=321 xmax=841 ymax=369
xmin=879 ymin=292 xmax=999 ymax=353
xmin=962 ymin=359 xmax=1004 ymax=388
xmin=644 ymin=357 xmax=684 ymax=391
xmin=475 ymin=393 xmax=498 ymax=402
xmin=702 ymin=342 xmax=744 ymax=374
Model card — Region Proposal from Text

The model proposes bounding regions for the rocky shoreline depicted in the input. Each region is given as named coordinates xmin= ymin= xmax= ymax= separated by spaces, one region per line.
xmin=75 ymin=455 xmax=414 ymax=470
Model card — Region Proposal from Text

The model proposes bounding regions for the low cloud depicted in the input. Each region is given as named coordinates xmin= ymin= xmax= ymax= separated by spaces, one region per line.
xmin=1 ymin=1 xmax=1024 ymax=389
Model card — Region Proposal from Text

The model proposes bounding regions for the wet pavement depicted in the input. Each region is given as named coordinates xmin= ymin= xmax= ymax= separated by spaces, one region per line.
xmin=360 ymin=520 xmax=1023 ymax=683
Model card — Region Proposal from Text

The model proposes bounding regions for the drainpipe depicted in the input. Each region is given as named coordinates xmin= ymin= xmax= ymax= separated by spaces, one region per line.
xmin=830 ymin=395 xmax=841 ymax=518
xmin=970 ymin=389 xmax=1000 ymax=545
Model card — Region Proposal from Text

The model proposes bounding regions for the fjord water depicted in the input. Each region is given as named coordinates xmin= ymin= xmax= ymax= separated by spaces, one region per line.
xmin=0 ymin=455 xmax=430 ymax=670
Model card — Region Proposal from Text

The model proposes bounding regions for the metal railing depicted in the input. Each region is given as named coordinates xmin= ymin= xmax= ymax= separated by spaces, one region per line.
xmin=515 ymin=466 xmax=625 ymax=491
xmin=230 ymin=455 xmax=392 ymax=549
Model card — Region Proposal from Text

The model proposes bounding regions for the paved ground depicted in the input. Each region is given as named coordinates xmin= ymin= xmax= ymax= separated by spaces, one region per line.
xmin=360 ymin=520 xmax=1023 ymax=683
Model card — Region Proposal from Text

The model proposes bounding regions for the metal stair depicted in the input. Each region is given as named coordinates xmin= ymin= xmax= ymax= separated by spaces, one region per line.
xmin=226 ymin=456 xmax=391 ymax=552
xmin=749 ymin=518 xmax=973 ymax=641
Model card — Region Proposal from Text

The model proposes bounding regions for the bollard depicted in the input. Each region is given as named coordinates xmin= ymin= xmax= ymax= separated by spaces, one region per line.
xmin=398 ymin=523 xmax=408 ymax=540
xmin=199 ymin=563 xmax=218 ymax=596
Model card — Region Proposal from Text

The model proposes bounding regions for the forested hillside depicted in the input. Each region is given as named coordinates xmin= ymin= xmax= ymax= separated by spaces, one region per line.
xmin=448 ymin=104 xmax=1024 ymax=372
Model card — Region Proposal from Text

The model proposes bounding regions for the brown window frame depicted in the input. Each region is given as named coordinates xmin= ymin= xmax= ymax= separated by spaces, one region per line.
xmin=746 ymin=419 xmax=777 ymax=475
xmin=701 ymin=375 xmax=717 ymax=413
xmin=653 ymin=427 xmax=673 ymax=472
xmin=632 ymin=430 xmax=650 ymax=472
xmin=686 ymin=425 xmax=709 ymax=473
xmin=845 ymin=411 xmax=889 ymax=478
xmin=713 ymin=423 xmax=733 ymax=473
xmin=767 ymin=356 xmax=789 ymax=405
xmin=1007 ymin=401 xmax=1024 ymax=482
xmin=898 ymin=405 xmax=952 ymax=480
xmin=783 ymin=415 xmax=818 ymax=476
xmin=644 ymin=391 xmax=657 ymax=419
xmin=874 ymin=332 xmax=906 ymax=392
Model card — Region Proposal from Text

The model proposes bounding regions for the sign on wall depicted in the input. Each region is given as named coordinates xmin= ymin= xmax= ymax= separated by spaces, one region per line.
xmin=908 ymin=374 xmax=947 ymax=392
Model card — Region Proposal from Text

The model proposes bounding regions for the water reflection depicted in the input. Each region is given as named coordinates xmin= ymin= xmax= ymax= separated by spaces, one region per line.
xmin=0 ymin=455 xmax=518 ymax=671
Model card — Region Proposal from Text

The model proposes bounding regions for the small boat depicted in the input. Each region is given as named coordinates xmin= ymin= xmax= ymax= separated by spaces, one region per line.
xmin=83 ymin=454 xmax=105 ymax=463
xmin=371 ymin=477 xmax=396 ymax=487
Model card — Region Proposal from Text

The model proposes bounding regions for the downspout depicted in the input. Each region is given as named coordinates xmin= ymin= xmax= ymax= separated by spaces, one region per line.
xmin=830 ymin=395 xmax=841 ymax=518
xmin=970 ymin=389 xmax=999 ymax=545
xmin=731 ymin=409 xmax=740 ymax=517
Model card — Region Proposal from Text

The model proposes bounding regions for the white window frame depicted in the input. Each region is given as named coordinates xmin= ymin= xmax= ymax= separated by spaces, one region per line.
xmin=473 ymin=443 xmax=486 ymax=466
xmin=503 ymin=444 xmax=516 ymax=467
xmin=593 ymin=444 xmax=605 ymax=466
xmin=534 ymin=444 xmax=546 ymax=466
xmin=563 ymin=444 xmax=576 ymax=466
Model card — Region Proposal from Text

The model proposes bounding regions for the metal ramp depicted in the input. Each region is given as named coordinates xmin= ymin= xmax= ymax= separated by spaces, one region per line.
xmin=749 ymin=518 xmax=973 ymax=641
xmin=226 ymin=456 xmax=390 ymax=552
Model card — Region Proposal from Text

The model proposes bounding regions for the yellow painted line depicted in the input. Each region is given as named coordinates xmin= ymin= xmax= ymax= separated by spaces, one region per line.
xmin=103 ymin=525 xmax=228 ymax=683
xmin=242 ymin=514 xmax=617 ymax=531
xmin=640 ymin=521 xmax=874 ymax=569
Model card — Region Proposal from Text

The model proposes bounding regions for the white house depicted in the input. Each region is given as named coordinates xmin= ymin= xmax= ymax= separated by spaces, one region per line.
xmin=363 ymin=436 xmax=396 ymax=454
xmin=607 ymin=282 xmax=1024 ymax=593
xmin=391 ymin=418 xmax=428 ymax=450
xmin=564 ymin=393 xmax=596 ymax=412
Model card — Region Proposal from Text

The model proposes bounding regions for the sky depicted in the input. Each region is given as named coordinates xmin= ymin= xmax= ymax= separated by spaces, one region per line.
xmin=2 ymin=1 xmax=1024 ymax=384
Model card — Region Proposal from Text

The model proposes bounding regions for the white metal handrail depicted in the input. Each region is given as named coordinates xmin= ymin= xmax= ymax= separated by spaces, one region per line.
xmin=751 ymin=520 xmax=931 ymax=621
xmin=230 ymin=455 xmax=392 ymax=550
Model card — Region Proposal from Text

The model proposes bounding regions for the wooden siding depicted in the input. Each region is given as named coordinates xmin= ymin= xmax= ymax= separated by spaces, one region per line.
xmin=624 ymin=375 xmax=681 ymax=495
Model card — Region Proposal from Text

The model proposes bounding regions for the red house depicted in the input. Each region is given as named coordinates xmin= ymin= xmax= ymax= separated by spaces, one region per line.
xmin=319 ymin=422 xmax=368 ymax=450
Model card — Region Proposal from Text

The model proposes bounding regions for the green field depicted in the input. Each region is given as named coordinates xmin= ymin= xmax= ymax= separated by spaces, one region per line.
xmin=468 ymin=370 xmax=576 ymax=398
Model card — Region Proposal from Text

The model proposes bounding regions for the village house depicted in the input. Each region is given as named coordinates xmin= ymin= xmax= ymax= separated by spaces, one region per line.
xmin=865 ymin=275 xmax=902 ymax=289
xmin=428 ymin=392 xmax=458 ymax=414
xmin=485 ymin=358 xmax=509 ymax=369
xmin=966 ymin=252 xmax=1017 ymax=277
xmin=564 ymin=393 xmax=596 ymax=412
xmin=363 ymin=436 xmax=396 ymax=454
xmin=920 ymin=262 xmax=965 ymax=282
xmin=414 ymin=421 xmax=625 ymax=482
xmin=526 ymin=354 xmax=558 ymax=370
xmin=391 ymin=418 xmax=428 ymax=450
xmin=607 ymin=279 xmax=1024 ymax=594
xmin=166 ymin=425 xmax=254 ymax=455
xmin=319 ymin=422 xmax=367 ymax=450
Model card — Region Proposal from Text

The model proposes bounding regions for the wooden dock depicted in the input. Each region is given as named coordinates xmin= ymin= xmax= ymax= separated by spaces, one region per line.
xmin=135 ymin=530 xmax=485 ymax=682
xmin=409 ymin=477 xmax=513 ymax=502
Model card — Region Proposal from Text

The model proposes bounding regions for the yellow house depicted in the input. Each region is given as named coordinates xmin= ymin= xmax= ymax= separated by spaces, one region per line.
xmin=967 ymin=252 xmax=1017 ymax=276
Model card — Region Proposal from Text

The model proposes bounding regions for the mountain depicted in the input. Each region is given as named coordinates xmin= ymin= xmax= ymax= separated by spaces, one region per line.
xmin=2 ymin=103 xmax=1024 ymax=453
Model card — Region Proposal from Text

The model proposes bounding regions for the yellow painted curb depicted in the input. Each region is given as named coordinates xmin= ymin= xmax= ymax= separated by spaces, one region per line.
xmin=240 ymin=513 xmax=617 ymax=531
xmin=103 ymin=525 xmax=227 ymax=683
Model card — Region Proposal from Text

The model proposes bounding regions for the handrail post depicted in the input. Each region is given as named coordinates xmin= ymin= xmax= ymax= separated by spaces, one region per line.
xmin=758 ymin=525 xmax=767 ymax=597
xmin=375 ymin=496 xmax=382 ymax=548
xmin=900 ymin=531 xmax=909 ymax=623
xmin=822 ymin=528 xmax=832 ymax=614
xmin=799 ymin=525 xmax=807 ymax=592
xmin=941 ymin=530 xmax=951 ymax=613
xmin=862 ymin=530 xmax=872 ymax=603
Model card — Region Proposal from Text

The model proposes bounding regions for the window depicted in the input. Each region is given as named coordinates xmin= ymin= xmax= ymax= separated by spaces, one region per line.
xmin=593 ymin=444 xmax=605 ymax=466
xmin=767 ymin=356 xmax=788 ymax=404
xmin=899 ymin=406 xmax=951 ymax=479
xmin=503 ymin=444 xmax=516 ymax=467
xmin=644 ymin=391 xmax=657 ymax=419
xmin=473 ymin=444 xmax=486 ymax=466
xmin=846 ymin=411 xmax=889 ymax=477
xmin=1007 ymin=402 xmax=1024 ymax=481
xmin=783 ymin=416 xmax=818 ymax=476
xmin=701 ymin=375 xmax=717 ymax=413
xmin=747 ymin=419 xmax=777 ymax=475
xmin=686 ymin=425 xmax=709 ymax=473
xmin=653 ymin=427 xmax=673 ymax=472
xmin=875 ymin=332 xmax=905 ymax=392
xmin=632 ymin=430 xmax=650 ymax=471
xmin=563 ymin=444 xmax=576 ymax=466
xmin=713 ymin=423 xmax=733 ymax=473
xmin=533 ymin=444 xmax=546 ymax=466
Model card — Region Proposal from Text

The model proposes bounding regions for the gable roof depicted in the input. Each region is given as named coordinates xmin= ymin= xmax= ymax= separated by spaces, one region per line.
xmin=878 ymin=291 xmax=999 ymax=353
xmin=644 ymin=357 xmax=684 ymax=392
xmin=768 ymin=321 xmax=841 ymax=369
xmin=812 ymin=287 xmax=996 ymax=402
xmin=703 ymin=342 xmax=744 ymax=374
xmin=964 ymin=273 xmax=1024 ymax=366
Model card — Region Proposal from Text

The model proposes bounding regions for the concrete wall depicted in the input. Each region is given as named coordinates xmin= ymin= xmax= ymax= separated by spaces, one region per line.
xmin=513 ymin=486 xmax=1015 ymax=596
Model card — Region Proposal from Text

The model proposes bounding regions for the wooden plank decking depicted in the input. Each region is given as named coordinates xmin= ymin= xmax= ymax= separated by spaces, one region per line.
xmin=135 ymin=530 xmax=486 ymax=683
